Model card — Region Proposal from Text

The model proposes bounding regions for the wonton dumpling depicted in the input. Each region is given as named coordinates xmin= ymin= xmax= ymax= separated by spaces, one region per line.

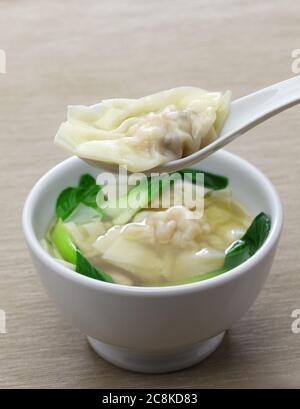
xmin=55 ymin=87 xmax=231 ymax=171
xmin=92 ymin=204 xmax=231 ymax=283
xmin=90 ymin=190 xmax=250 ymax=284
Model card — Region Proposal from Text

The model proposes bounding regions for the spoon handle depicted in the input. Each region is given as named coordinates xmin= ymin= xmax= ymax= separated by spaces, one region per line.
xmin=220 ymin=76 xmax=300 ymax=141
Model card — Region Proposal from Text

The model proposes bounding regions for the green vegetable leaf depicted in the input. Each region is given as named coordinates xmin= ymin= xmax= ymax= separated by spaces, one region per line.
xmin=81 ymin=184 xmax=102 ymax=210
xmin=56 ymin=187 xmax=83 ymax=221
xmin=51 ymin=219 xmax=77 ymax=264
xmin=177 ymin=168 xmax=228 ymax=190
xmin=224 ymin=212 xmax=271 ymax=270
xmin=75 ymin=250 xmax=114 ymax=283
xmin=56 ymin=174 xmax=103 ymax=221
xmin=79 ymin=174 xmax=96 ymax=189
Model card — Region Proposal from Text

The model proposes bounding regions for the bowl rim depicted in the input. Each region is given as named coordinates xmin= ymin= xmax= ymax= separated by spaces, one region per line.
xmin=22 ymin=150 xmax=283 ymax=296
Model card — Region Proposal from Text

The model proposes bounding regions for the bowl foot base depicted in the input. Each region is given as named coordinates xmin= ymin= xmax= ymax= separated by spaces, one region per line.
xmin=87 ymin=332 xmax=225 ymax=373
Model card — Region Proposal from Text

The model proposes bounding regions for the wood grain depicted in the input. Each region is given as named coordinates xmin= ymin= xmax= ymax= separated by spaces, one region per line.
xmin=0 ymin=0 xmax=300 ymax=389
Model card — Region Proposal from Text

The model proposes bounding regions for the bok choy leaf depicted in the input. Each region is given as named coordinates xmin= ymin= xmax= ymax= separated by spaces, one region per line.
xmin=223 ymin=212 xmax=271 ymax=270
xmin=177 ymin=168 xmax=228 ymax=190
xmin=56 ymin=174 xmax=103 ymax=221
xmin=75 ymin=250 xmax=114 ymax=283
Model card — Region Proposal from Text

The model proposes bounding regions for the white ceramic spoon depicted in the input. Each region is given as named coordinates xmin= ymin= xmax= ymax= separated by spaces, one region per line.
xmin=84 ymin=76 xmax=300 ymax=174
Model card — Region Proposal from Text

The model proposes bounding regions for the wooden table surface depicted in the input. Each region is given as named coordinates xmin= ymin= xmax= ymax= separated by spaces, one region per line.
xmin=1 ymin=0 xmax=300 ymax=389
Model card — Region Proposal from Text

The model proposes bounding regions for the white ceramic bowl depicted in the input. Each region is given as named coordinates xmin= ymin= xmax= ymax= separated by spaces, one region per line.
xmin=22 ymin=151 xmax=283 ymax=373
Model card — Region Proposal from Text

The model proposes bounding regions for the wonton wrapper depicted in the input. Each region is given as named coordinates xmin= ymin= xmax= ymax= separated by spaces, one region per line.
xmin=55 ymin=87 xmax=231 ymax=171
xmin=92 ymin=196 xmax=249 ymax=284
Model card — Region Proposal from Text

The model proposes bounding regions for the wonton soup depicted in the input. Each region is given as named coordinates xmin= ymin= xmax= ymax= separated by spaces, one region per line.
xmin=43 ymin=170 xmax=271 ymax=286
